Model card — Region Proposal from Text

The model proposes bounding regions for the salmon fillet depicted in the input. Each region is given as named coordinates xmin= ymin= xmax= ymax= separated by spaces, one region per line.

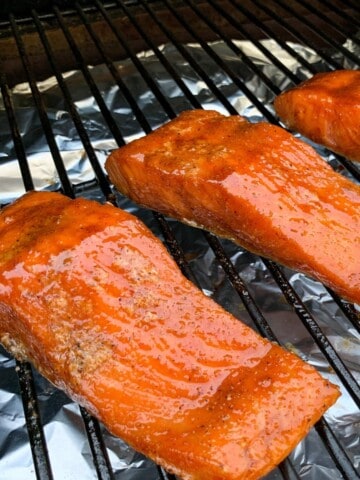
xmin=0 ymin=191 xmax=339 ymax=480
xmin=105 ymin=109 xmax=360 ymax=306
xmin=274 ymin=70 xmax=360 ymax=162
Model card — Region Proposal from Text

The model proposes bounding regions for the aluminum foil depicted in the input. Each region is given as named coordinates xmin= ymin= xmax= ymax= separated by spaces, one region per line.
xmin=0 ymin=36 xmax=359 ymax=480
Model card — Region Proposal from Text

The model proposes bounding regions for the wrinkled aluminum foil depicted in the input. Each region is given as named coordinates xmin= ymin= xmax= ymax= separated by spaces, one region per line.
xmin=0 ymin=37 xmax=359 ymax=480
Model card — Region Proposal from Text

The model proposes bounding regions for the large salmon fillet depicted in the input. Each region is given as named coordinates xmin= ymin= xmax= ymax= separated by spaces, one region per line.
xmin=0 ymin=191 xmax=339 ymax=480
xmin=105 ymin=109 xmax=360 ymax=306
xmin=274 ymin=70 xmax=360 ymax=162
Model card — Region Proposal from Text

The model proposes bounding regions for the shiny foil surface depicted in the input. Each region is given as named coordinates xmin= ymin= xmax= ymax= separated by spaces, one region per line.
xmin=0 ymin=38 xmax=359 ymax=479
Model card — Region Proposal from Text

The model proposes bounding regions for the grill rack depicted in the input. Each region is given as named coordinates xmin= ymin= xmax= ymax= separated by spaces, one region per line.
xmin=0 ymin=1 xmax=359 ymax=479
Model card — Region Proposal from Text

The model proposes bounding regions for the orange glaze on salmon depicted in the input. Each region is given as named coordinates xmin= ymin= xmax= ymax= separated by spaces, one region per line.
xmin=274 ymin=70 xmax=360 ymax=162
xmin=0 ymin=191 xmax=339 ymax=480
xmin=105 ymin=109 xmax=360 ymax=306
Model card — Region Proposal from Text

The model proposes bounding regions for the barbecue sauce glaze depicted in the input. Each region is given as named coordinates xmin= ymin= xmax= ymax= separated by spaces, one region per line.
xmin=106 ymin=109 xmax=360 ymax=305
xmin=0 ymin=191 xmax=339 ymax=480
xmin=274 ymin=69 xmax=360 ymax=162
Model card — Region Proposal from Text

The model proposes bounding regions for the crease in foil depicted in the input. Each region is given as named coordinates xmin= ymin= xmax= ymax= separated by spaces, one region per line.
xmin=0 ymin=37 xmax=359 ymax=480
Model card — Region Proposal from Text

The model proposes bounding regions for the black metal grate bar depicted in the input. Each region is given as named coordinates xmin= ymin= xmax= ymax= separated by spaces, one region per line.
xmin=52 ymin=6 xmax=127 ymax=147
xmin=16 ymin=361 xmax=54 ymax=480
xmin=75 ymin=2 xmax=150 ymax=135
xmin=75 ymin=1 xmax=154 ymax=133
xmin=206 ymin=0 xmax=303 ymax=85
xmin=158 ymin=466 xmax=177 ymax=480
xmin=327 ymin=291 xmax=360 ymax=331
xmin=318 ymin=0 xmax=360 ymax=28
xmin=161 ymin=0 xmax=277 ymax=122
xmin=9 ymin=13 xmax=75 ymax=198
xmin=184 ymin=0 xmax=285 ymax=94
xmin=152 ymin=211 xmax=201 ymax=285
xmin=294 ymin=0 xmax=360 ymax=45
xmin=80 ymin=407 xmax=115 ymax=480
xmin=343 ymin=0 xmax=360 ymax=20
xmin=108 ymin=0 xmax=203 ymax=111
xmin=243 ymin=0 xmax=344 ymax=71
xmin=138 ymin=0 xmax=238 ymax=115
xmin=331 ymin=0 xmax=360 ymax=27
xmin=68 ymin=2 xmax=176 ymax=121
xmin=336 ymin=155 xmax=360 ymax=182
xmin=225 ymin=0 xmax=321 ymax=75
xmin=90 ymin=0 xmax=162 ymax=131
xmin=0 ymin=74 xmax=35 ymax=194
xmin=272 ymin=0 xmax=360 ymax=67
xmin=250 ymin=0 xmax=347 ymax=70
xmin=203 ymin=232 xmax=280 ymax=342
xmin=30 ymin=8 xmax=112 ymax=199
xmin=315 ymin=417 xmax=360 ymax=480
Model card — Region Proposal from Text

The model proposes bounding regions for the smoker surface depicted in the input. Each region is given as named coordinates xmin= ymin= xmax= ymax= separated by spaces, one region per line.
xmin=0 ymin=1 xmax=359 ymax=480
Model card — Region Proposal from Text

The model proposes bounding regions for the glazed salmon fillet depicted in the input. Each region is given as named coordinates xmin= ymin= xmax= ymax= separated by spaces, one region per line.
xmin=0 ymin=191 xmax=339 ymax=480
xmin=105 ymin=109 xmax=360 ymax=305
xmin=274 ymin=70 xmax=360 ymax=162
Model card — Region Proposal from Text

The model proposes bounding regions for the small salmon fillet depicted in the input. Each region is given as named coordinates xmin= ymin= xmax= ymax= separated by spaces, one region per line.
xmin=0 ymin=191 xmax=339 ymax=480
xmin=105 ymin=109 xmax=360 ymax=306
xmin=274 ymin=69 xmax=360 ymax=162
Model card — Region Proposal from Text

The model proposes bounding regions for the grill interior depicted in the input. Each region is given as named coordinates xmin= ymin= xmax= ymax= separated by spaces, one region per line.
xmin=0 ymin=1 xmax=359 ymax=479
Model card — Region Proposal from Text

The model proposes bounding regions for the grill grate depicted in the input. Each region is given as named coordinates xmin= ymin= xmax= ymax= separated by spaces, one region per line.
xmin=0 ymin=1 xmax=359 ymax=479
